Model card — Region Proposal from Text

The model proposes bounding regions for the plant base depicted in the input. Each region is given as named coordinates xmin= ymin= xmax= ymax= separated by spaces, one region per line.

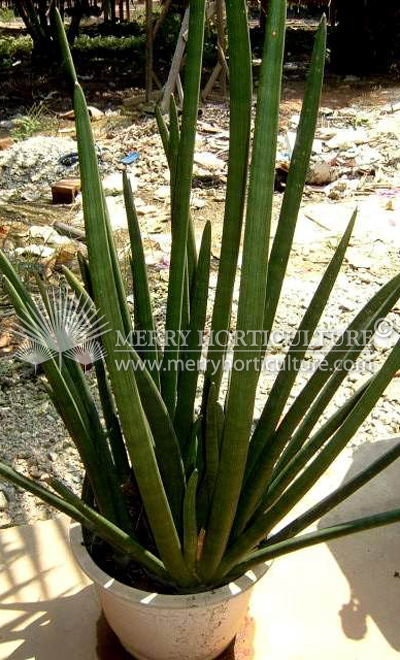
xmin=70 ymin=523 xmax=269 ymax=660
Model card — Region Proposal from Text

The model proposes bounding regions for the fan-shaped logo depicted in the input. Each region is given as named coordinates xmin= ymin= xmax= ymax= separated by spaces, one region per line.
xmin=12 ymin=287 xmax=109 ymax=371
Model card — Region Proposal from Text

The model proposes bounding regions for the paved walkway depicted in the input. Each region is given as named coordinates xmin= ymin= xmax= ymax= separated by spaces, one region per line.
xmin=0 ymin=439 xmax=400 ymax=659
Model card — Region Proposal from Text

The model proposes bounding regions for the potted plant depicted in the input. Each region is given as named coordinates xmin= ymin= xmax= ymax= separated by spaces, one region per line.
xmin=1 ymin=1 xmax=400 ymax=658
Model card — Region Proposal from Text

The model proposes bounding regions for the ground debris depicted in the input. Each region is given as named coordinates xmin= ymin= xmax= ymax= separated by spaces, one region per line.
xmin=1 ymin=80 xmax=400 ymax=528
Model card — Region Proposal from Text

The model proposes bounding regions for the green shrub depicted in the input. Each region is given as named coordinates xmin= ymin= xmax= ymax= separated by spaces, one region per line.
xmin=1 ymin=1 xmax=400 ymax=594
xmin=0 ymin=7 xmax=15 ymax=22
xmin=73 ymin=33 xmax=145 ymax=56
xmin=0 ymin=34 xmax=32 ymax=65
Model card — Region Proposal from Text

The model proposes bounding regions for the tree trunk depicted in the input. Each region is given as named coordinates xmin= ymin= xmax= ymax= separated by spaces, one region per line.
xmin=16 ymin=1 xmax=82 ymax=61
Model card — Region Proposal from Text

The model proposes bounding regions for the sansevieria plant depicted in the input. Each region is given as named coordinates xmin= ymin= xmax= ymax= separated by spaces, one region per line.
xmin=1 ymin=0 xmax=400 ymax=593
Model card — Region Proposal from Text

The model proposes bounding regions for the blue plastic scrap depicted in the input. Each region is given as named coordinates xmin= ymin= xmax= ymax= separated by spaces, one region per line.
xmin=121 ymin=151 xmax=140 ymax=165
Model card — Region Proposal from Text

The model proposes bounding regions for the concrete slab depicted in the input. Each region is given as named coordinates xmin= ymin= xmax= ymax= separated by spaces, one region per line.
xmin=0 ymin=439 xmax=400 ymax=659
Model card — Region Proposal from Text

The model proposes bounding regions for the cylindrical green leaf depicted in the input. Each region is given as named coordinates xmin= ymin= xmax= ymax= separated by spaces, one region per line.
xmin=199 ymin=0 xmax=287 ymax=582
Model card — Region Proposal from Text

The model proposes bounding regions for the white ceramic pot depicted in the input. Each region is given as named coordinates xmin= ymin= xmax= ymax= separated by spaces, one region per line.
xmin=70 ymin=522 xmax=269 ymax=660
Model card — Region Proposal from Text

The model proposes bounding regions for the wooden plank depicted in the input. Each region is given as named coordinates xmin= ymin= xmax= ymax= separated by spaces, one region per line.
xmin=176 ymin=74 xmax=184 ymax=106
xmin=145 ymin=0 xmax=153 ymax=101
xmin=160 ymin=7 xmax=190 ymax=113
xmin=53 ymin=221 xmax=86 ymax=243
xmin=152 ymin=0 xmax=172 ymax=40
xmin=153 ymin=71 xmax=163 ymax=90
xmin=215 ymin=0 xmax=227 ymax=97
xmin=217 ymin=42 xmax=229 ymax=79
xmin=202 ymin=62 xmax=222 ymax=101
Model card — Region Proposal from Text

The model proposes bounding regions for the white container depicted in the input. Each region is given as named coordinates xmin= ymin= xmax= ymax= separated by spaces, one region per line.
xmin=70 ymin=522 xmax=269 ymax=660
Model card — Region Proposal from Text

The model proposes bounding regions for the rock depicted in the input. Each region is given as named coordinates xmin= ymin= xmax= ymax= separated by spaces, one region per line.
xmin=286 ymin=131 xmax=297 ymax=158
xmin=28 ymin=465 xmax=42 ymax=479
xmin=137 ymin=204 xmax=158 ymax=215
xmin=199 ymin=121 xmax=224 ymax=133
xmin=191 ymin=197 xmax=205 ymax=209
xmin=60 ymin=106 xmax=103 ymax=122
xmin=103 ymin=171 xmax=138 ymax=196
xmin=326 ymin=129 xmax=369 ymax=150
xmin=0 ymin=136 xmax=78 ymax=201
xmin=385 ymin=378 xmax=400 ymax=402
xmin=47 ymin=451 xmax=58 ymax=462
xmin=15 ymin=226 xmax=82 ymax=273
xmin=194 ymin=152 xmax=225 ymax=171
xmin=369 ymin=240 xmax=387 ymax=258
xmin=312 ymin=139 xmax=323 ymax=155
xmin=87 ymin=106 xmax=104 ymax=121
xmin=269 ymin=330 xmax=285 ymax=350
xmin=346 ymin=248 xmax=373 ymax=270
xmin=286 ymin=131 xmax=323 ymax=158
xmin=359 ymin=272 xmax=373 ymax=284
xmin=387 ymin=101 xmax=400 ymax=113
xmin=144 ymin=217 xmax=163 ymax=233
xmin=28 ymin=226 xmax=76 ymax=250
xmin=154 ymin=185 xmax=170 ymax=200
xmin=310 ymin=334 xmax=325 ymax=350
xmin=348 ymin=371 xmax=360 ymax=383
xmin=320 ymin=108 xmax=334 ymax=116
xmin=286 ymin=314 xmax=301 ymax=327
xmin=318 ymin=127 xmax=337 ymax=140
xmin=1 ymin=486 xmax=14 ymax=503
xmin=337 ymin=108 xmax=358 ymax=118
xmin=104 ymin=196 xmax=127 ymax=230
xmin=17 ymin=449 xmax=31 ymax=459
xmin=354 ymin=145 xmax=382 ymax=166
xmin=339 ymin=299 xmax=356 ymax=312
xmin=373 ymin=328 xmax=399 ymax=352
xmin=14 ymin=245 xmax=56 ymax=259
xmin=306 ymin=163 xmax=335 ymax=186
xmin=0 ymin=491 xmax=8 ymax=511
xmin=28 ymin=225 xmax=58 ymax=244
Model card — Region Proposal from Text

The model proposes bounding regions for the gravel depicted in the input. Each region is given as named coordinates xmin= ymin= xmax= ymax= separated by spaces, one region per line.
xmin=1 ymin=96 xmax=400 ymax=529
xmin=0 ymin=136 xmax=78 ymax=200
xmin=1 ymin=243 xmax=399 ymax=529
xmin=0 ymin=135 xmax=116 ymax=203
xmin=0 ymin=368 xmax=84 ymax=527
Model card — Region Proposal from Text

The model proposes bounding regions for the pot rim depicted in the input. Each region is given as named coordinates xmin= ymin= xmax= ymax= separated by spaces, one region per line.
xmin=70 ymin=522 xmax=269 ymax=609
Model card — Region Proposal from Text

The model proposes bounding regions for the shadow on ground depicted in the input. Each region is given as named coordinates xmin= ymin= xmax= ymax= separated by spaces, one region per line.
xmin=0 ymin=515 xmax=256 ymax=659
xmin=320 ymin=438 xmax=400 ymax=651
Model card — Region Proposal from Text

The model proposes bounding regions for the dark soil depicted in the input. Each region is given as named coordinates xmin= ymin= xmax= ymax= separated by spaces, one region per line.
xmin=81 ymin=475 xmax=187 ymax=595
